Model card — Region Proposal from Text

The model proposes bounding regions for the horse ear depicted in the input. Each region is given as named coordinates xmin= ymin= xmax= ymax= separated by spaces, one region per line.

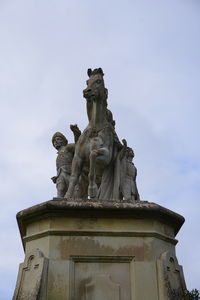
xmin=98 ymin=68 xmax=104 ymax=76
xmin=87 ymin=69 xmax=92 ymax=77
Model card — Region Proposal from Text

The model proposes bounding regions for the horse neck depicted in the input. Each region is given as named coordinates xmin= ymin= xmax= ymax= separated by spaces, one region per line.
xmin=89 ymin=97 xmax=107 ymax=129
xmin=86 ymin=100 xmax=93 ymax=121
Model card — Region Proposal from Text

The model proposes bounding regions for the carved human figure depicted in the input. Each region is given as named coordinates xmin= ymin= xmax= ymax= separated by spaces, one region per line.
xmin=51 ymin=125 xmax=81 ymax=197
xmin=119 ymin=140 xmax=140 ymax=202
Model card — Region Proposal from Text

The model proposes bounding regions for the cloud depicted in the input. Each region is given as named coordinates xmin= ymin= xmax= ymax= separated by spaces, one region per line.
xmin=0 ymin=0 xmax=199 ymax=296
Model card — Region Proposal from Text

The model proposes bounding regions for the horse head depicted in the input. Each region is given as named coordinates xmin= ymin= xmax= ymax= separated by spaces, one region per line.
xmin=83 ymin=68 xmax=108 ymax=104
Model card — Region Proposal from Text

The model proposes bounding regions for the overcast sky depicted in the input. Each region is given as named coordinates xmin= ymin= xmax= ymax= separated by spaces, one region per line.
xmin=0 ymin=0 xmax=200 ymax=299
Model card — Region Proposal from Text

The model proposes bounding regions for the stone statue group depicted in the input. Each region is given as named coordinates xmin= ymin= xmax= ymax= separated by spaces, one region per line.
xmin=51 ymin=68 xmax=140 ymax=202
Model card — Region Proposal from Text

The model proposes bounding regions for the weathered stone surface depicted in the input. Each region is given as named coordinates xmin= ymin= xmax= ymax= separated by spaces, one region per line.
xmin=70 ymin=256 xmax=132 ymax=300
xmin=13 ymin=249 xmax=48 ymax=300
xmin=157 ymin=251 xmax=188 ymax=299
xmin=13 ymin=199 xmax=188 ymax=299
xmin=17 ymin=199 xmax=184 ymax=246
xmin=85 ymin=274 xmax=120 ymax=300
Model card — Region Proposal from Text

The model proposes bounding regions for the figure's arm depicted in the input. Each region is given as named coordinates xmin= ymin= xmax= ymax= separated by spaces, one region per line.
xmin=66 ymin=143 xmax=75 ymax=153
xmin=119 ymin=139 xmax=127 ymax=160
xmin=70 ymin=124 xmax=81 ymax=143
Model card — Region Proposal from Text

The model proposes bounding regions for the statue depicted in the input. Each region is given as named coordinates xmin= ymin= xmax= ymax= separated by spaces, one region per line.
xmin=65 ymin=68 xmax=114 ymax=199
xmin=51 ymin=125 xmax=81 ymax=197
xmin=119 ymin=141 xmax=140 ymax=202
xmin=52 ymin=68 xmax=140 ymax=202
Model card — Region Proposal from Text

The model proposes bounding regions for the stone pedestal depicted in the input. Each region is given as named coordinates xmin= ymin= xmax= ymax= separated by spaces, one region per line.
xmin=13 ymin=199 xmax=188 ymax=300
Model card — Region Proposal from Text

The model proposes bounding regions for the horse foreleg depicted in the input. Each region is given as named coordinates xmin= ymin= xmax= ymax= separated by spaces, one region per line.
xmin=65 ymin=155 xmax=83 ymax=199
xmin=88 ymin=150 xmax=98 ymax=199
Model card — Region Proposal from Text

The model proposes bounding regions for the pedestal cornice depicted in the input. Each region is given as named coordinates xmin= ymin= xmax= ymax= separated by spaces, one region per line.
xmin=17 ymin=199 xmax=184 ymax=246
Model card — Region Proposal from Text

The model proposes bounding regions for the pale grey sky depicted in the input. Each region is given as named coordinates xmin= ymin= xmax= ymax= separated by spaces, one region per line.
xmin=0 ymin=1 xmax=200 ymax=299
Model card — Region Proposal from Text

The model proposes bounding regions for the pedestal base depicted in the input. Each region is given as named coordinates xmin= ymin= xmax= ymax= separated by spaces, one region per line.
xmin=13 ymin=200 xmax=188 ymax=300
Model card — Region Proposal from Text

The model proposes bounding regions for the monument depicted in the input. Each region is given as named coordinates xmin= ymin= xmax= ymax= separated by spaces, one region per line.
xmin=13 ymin=68 xmax=188 ymax=299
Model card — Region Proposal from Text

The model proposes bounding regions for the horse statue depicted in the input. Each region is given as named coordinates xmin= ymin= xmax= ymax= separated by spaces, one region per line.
xmin=65 ymin=68 xmax=114 ymax=199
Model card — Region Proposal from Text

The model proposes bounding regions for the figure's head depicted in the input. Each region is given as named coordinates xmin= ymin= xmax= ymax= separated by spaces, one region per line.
xmin=52 ymin=132 xmax=68 ymax=150
xmin=83 ymin=68 xmax=108 ymax=103
xmin=126 ymin=147 xmax=134 ymax=161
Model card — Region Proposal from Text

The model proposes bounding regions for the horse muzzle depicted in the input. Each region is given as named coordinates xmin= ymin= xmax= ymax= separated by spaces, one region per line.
xmin=83 ymin=89 xmax=96 ymax=100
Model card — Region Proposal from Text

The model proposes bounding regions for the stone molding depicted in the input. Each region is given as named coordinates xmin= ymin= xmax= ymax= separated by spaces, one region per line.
xmin=23 ymin=229 xmax=178 ymax=245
